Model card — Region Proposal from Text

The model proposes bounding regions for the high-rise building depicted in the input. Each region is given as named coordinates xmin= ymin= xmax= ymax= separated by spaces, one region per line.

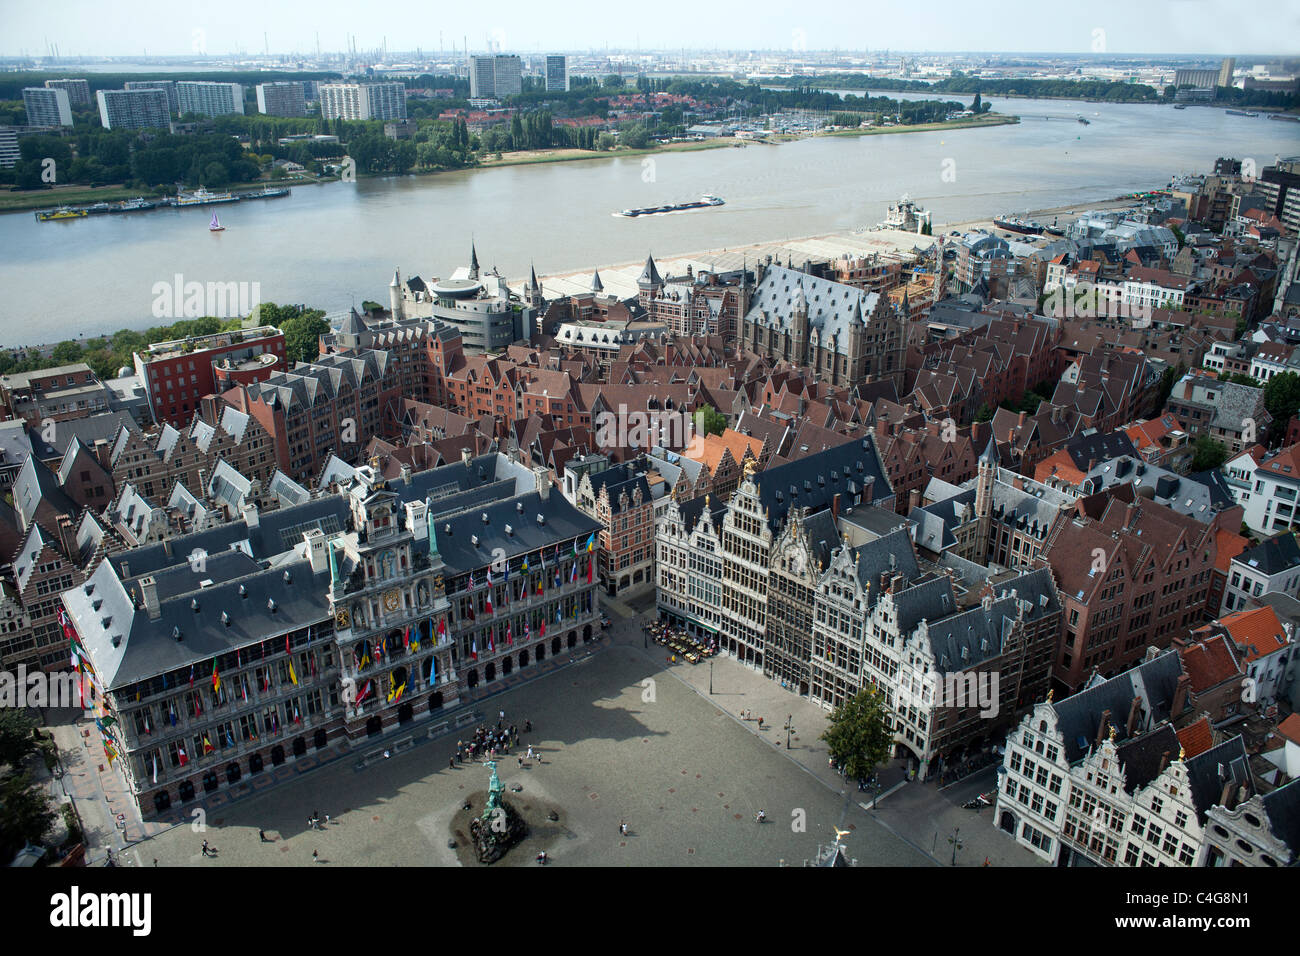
xmin=0 ymin=128 xmax=20 ymax=168
xmin=22 ymin=87 xmax=73 ymax=127
xmin=44 ymin=78 xmax=91 ymax=108
xmin=546 ymin=55 xmax=569 ymax=92
xmin=176 ymin=81 xmax=245 ymax=118
xmin=96 ymin=89 xmax=172 ymax=131
xmin=125 ymin=80 xmax=179 ymax=114
xmin=469 ymin=55 xmax=522 ymax=98
xmin=256 ymin=82 xmax=308 ymax=117
xmin=1218 ymin=57 xmax=1236 ymax=89
xmin=318 ymin=82 xmax=407 ymax=121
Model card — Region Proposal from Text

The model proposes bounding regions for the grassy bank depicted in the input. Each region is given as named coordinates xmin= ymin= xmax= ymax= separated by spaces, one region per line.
xmin=823 ymin=113 xmax=1018 ymax=137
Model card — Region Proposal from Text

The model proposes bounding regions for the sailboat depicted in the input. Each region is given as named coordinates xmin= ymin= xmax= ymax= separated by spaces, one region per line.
xmin=209 ymin=212 xmax=225 ymax=232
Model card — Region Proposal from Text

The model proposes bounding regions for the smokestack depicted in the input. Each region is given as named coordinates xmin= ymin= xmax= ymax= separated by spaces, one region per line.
xmin=1094 ymin=709 xmax=1112 ymax=749
xmin=1171 ymin=674 xmax=1191 ymax=718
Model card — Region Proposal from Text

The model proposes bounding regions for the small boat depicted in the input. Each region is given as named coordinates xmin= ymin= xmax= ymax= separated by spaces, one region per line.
xmin=1077 ymin=115 xmax=1090 ymax=125
xmin=177 ymin=186 xmax=237 ymax=206
xmin=209 ymin=212 xmax=225 ymax=232
xmin=1173 ymin=104 xmax=1187 ymax=110
xmin=36 ymin=206 xmax=87 ymax=221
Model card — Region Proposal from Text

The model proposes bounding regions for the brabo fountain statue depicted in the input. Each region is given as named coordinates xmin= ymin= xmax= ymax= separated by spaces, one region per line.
xmin=467 ymin=760 xmax=528 ymax=863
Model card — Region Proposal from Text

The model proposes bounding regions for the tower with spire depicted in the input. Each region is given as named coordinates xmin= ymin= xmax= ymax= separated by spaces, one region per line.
xmin=790 ymin=279 xmax=810 ymax=366
xmin=389 ymin=268 xmax=404 ymax=321
xmin=468 ymin=241 xmax=480 ymax=281
xmin=591 ymin=269 xmax=604 ymax=294
xmin=524 ymin=261 xmax=544 ymax=311
xmin=975 ymin=437 xmax=998 ymax=563
xmin=636 ymin=252 xmax=663 ymax=311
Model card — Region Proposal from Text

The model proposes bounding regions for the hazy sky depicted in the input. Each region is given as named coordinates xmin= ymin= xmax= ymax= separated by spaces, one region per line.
xmin=2 ymin=0 xmax=1296 ymax=58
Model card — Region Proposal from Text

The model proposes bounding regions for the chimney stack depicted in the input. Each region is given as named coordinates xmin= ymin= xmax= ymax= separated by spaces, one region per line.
xmin=1094 ymin=709 xmax=1112 ymax=748
xmin=140 ymin=575 xmax=161 ymax=620
xmin=1171 ymin=674 xmax=1191 ymax=718
xmin=1125 ymin=696 xmax=1144 ymax=737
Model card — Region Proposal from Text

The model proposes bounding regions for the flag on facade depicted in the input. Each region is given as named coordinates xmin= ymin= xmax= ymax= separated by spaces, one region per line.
xmin=556 ymin=606 xmax=562 ymax=624
xmin=587 ymin=557 xmax=593 ymax=584
xmin=468 ymin=570 xmax=476 ymax=589
xmin=570 ymin=560 xmax=577 ymax=583
xmin=177 ymin=744 xmax=188 ymax=767
xmin=212 ymin=662 xmax=221 ymax=696
xmin=152 ymin=752 xmax=158 ymax=784
xmin=488 ymin=632 xmax=494 ymax=652
xmin=506 ymin=624 xmax=513 ymax=646
xmin=485 ymin=592 xmax=493 ymax=615
xmin=486 ymin=568 xmax=493 ymax=588
xmin=142 ymin=711 xmax=151 ymax=735
xmin=226 ymin=728 xmax=235 ymax=748
xmin=288 ymin=660 xmax=298 ymax=686
xmin=522 ymin=555 xmax=529 ymax=573
xmin=428 ymin=656 xmax=437 ymax=684
xmin=356 ymin=681 xmax=372 ymax=706
xmin=586 ymin=533 xmax=596 ymax=552
xmin=438 ymin=618 xmax=446 ymax=641
xmin=293 ymin=703 xmax=301 ymax=724
xmin=555 ymin=567 xmax=561 ymax=588
xmin=104 ymin=743 xmax=118 ymax=766
xmin=471 ymin=640 xmax=477 ymax=661
xmin=537 ymin=578 xmax=544 ymax=596
xmin=572 ymin=538 xmax=578 ymax=558
xmin=202 ymin=735 xmax=215 ymax=755
xmin=524 ymin=621 xmax=530 ymax=640
xmin=285 ymin=634 xmax=291 ymax=656
xmin=169 ymin=701 xmax=177 ymax=726
xmin=540 ymin=619 xmax=546 ymax=638
xmin=404 ymin=626 xmax=411 ymax=651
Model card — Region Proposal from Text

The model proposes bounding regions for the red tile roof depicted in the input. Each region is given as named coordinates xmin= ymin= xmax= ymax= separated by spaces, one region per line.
xmin=1177 ymin=717 xmax=1214 ymax=759
xmin=1278 ymin=713 xmax=1300 ymax=746
xmin=1219 ymin=606 xmax=1291 ymax=662
xmin=1179 ymin=634 xmax=1241 ymax=691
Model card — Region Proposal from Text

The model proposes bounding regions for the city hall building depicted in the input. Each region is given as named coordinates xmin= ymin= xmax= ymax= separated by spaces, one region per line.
xmin=61 ymin=453 xmax=600 ymax=820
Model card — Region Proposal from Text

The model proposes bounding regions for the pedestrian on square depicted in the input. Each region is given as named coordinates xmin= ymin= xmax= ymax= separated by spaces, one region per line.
xmin=450 ymin=756 xmax=456 ymax=770
xmin=259 ymin=829 xmax=269 ymax=843
xmin=312 ymin=850 xmax=320 ymax=863
xmin=525 ymin=719 xmax=532 ymax=733
xmin=757 ymin=716 xmax=764 ymax=729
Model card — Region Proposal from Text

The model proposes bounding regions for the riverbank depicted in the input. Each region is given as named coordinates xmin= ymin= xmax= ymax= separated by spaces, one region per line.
xmin=940 ymin=196 xmax=1139 ymax=234
xmin=820 ymin=113 xmax=1018 ymax=137
xmin=0 ymin=176 xmax=319 ymax=215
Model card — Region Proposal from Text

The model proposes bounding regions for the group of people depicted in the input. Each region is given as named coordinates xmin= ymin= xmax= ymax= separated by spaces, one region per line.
xmin=451 ymin=716 xmax=535 ymax=769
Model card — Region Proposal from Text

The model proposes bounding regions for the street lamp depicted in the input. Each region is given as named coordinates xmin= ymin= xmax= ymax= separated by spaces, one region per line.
xmin=948 ymin=827 xmax=964 ymax=866
xmin=784 ymin=715 xmax=793 ymax=749
xmin=709 ymin=661 xmax=713 ymax=695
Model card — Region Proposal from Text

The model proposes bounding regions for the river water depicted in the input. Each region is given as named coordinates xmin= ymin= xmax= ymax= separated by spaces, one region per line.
xmin=1 ymin=93 xmax=1296 ymax=343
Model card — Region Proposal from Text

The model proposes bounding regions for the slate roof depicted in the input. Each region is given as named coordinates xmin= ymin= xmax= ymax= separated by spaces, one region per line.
xmin=431 ymin=491 xmax=601 ymax=579
xmin=64 ymin=552 xmax=333 ymax=690
xmin=753 ymin=437 xmax=892 ymax=534
xmin=744 ymin=264 xmax=883 ymax=357
xmin=1233 ymin=532 xmax=1300 ymax=577
xmin=1184 ymin=736 xmax=1251 ymax=822
xmin=1051 ymin=650 xmax=1184 ymax=764
xmin=1261 ymin=777 xmax=1300 ymax=858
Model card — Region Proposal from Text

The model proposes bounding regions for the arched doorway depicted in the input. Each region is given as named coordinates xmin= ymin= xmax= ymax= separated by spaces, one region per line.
xmin=551 ymin=636 xmax=561 ymax=655
xmin=249 ymin=753 xmax=264 ymax=774
xmin=271 ymin=745 xmax=286 ymax=766
xmin=203 ymin=771 xmax=219 ymax=793
xmin=153 ymin=792 xmax=171 ymax=814
xmin=225 ymin=763 xmax=241 ymax=785
xmin=486 ymin=662 xmax=496 ymax=682
xmin=1000 ymin=811 xmax=1016 ymax=834
xmin=583 ymin=624 xmax=592 ymax=643
xmin=536 ymin=645 xmax=545 ymax=661
xmin=430 ymin=691 xmax=444 ymax=710
xmin=292 ymin=738 xmax=307 ymax=757
xmin=520 ymin=649 xmax=529 ymax=667
xmin=567 ymin=631 xmax=576 ymax=648
xmin=314 ymin=729 xmax=328 ymax=750
xmin=366 ymin=716 xmax=382 ymax=736
xmin=467 ymin=668 xmax=479 ymax=688
xmin=502 ymin=657 xmax=512 ymax=676
xmin=178 ymin=780 xmax=196 ymax=802
xmin=398 ymin=702 xmax=413 ymax=724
